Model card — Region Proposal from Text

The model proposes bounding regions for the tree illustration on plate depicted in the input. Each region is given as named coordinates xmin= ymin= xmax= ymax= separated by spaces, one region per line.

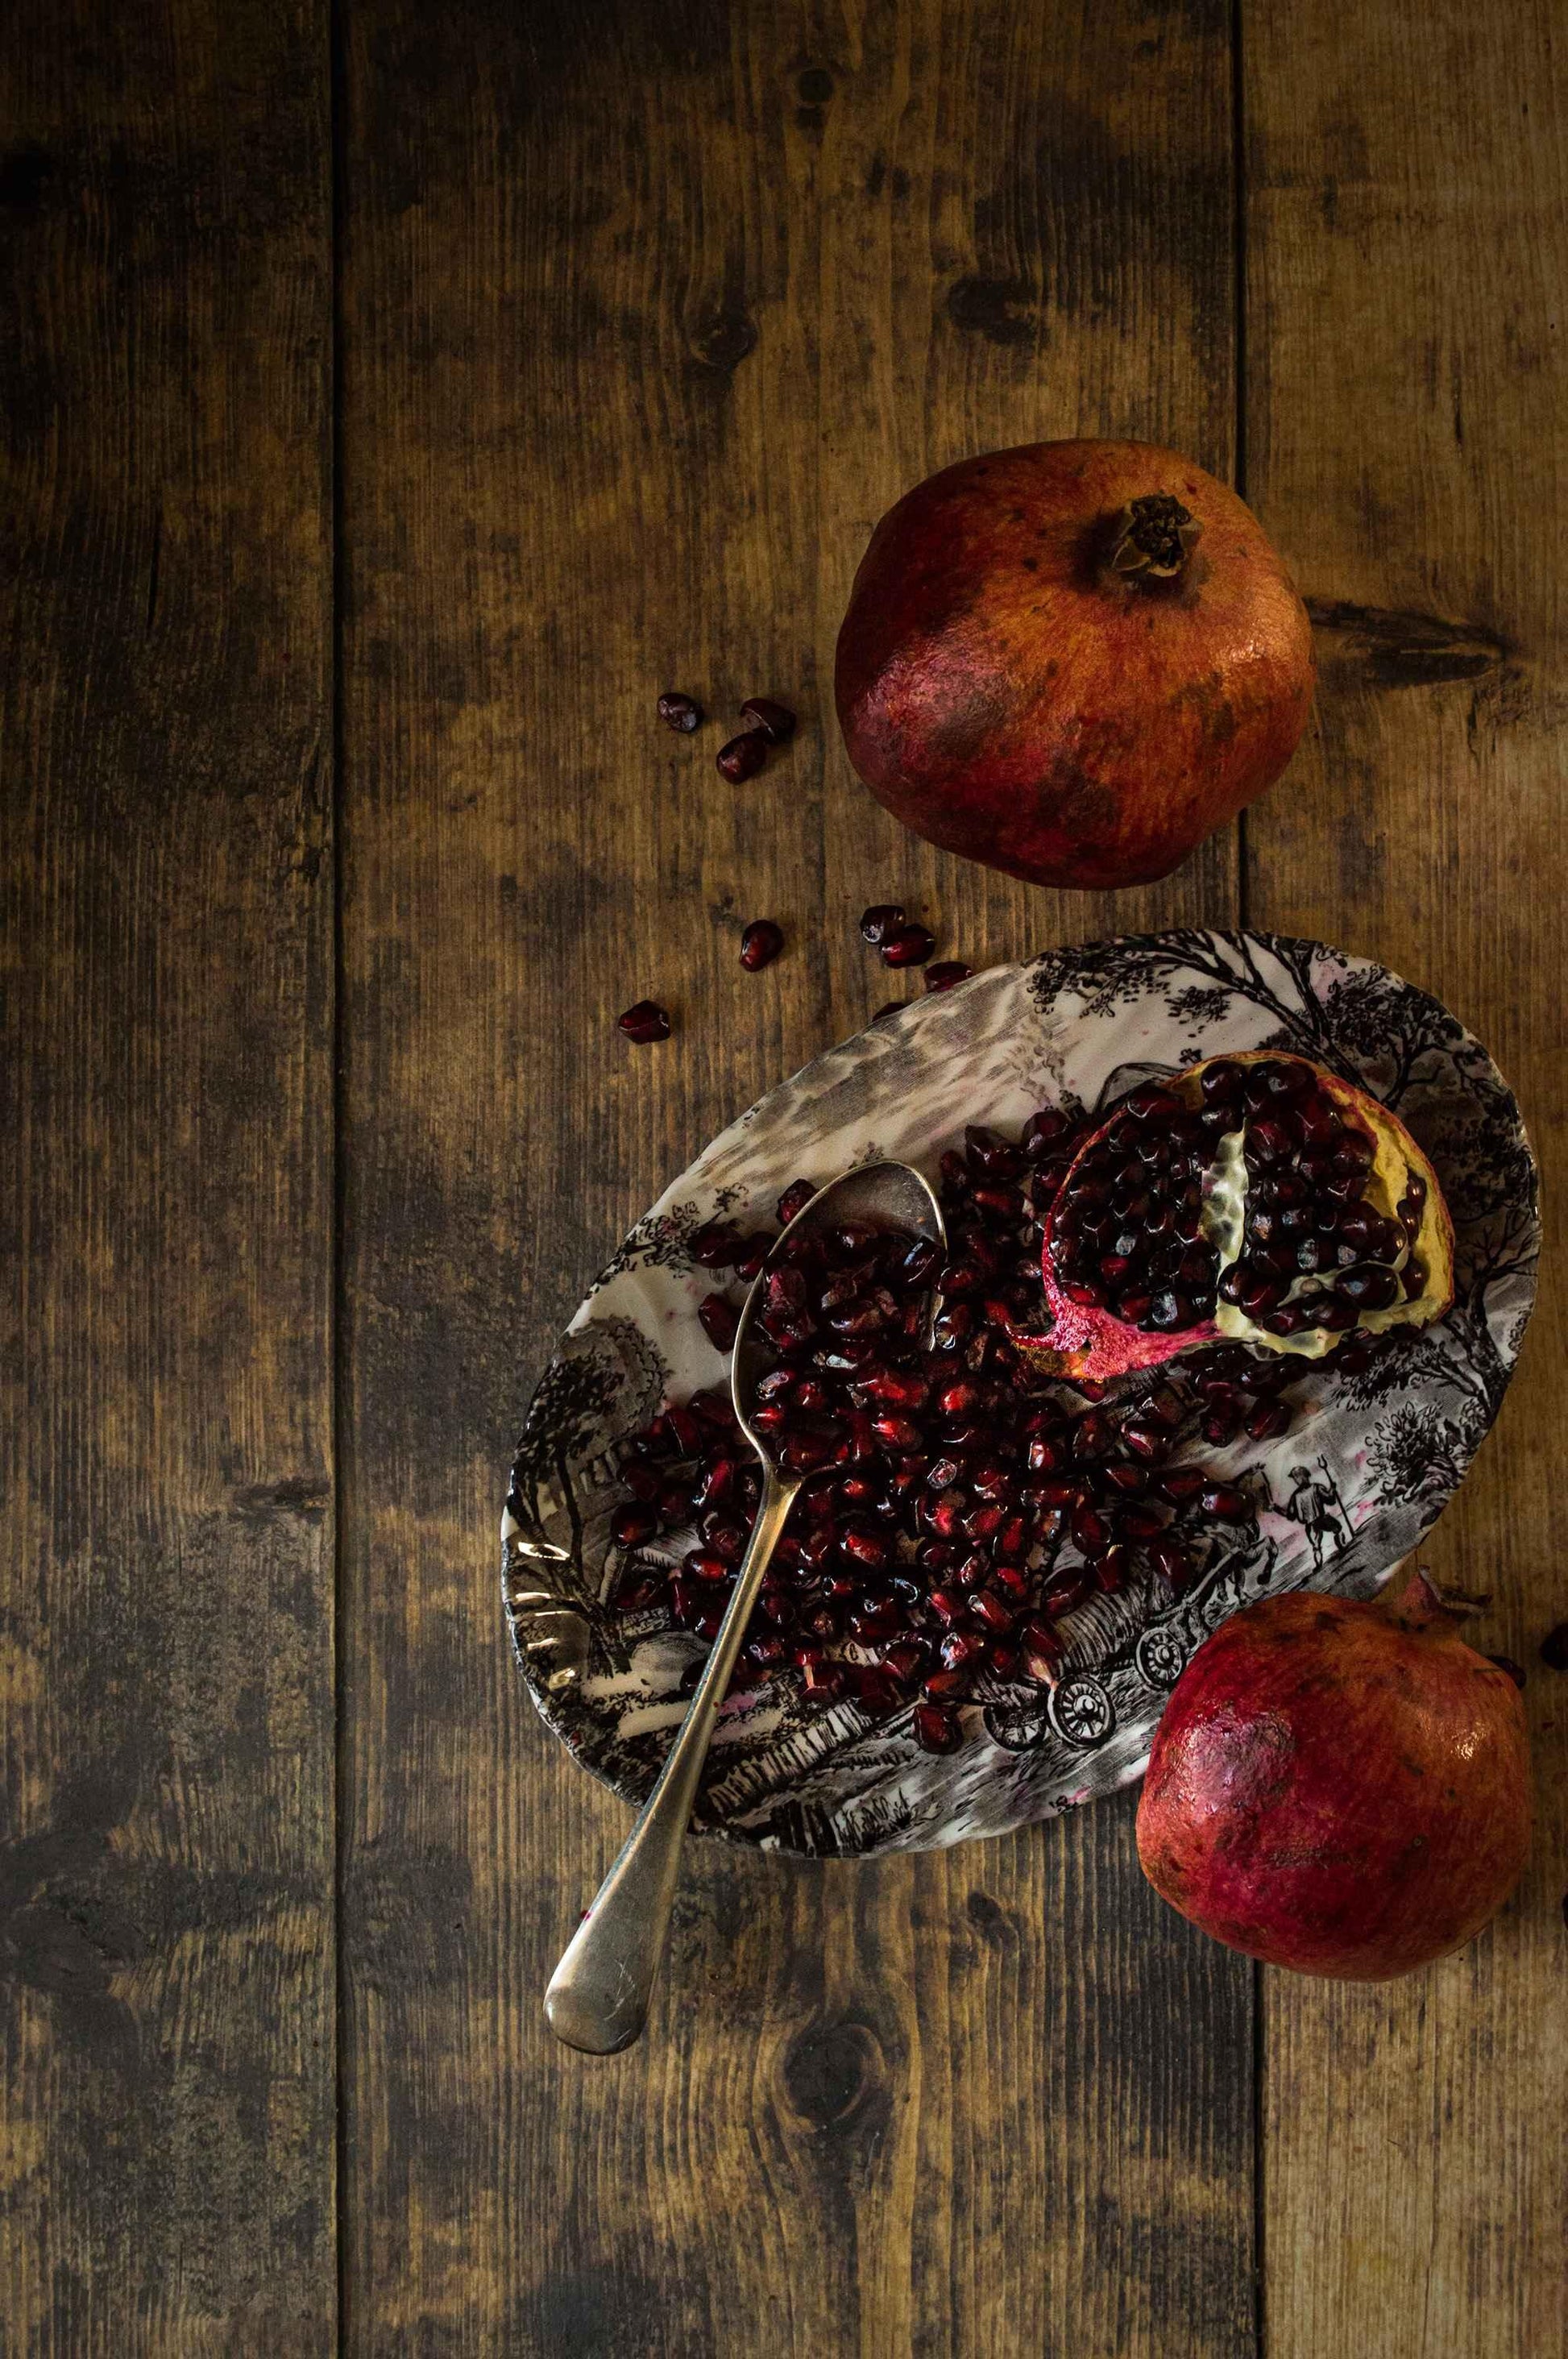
xmin=1365 ymin=1402 xmax=1471 ymax=1501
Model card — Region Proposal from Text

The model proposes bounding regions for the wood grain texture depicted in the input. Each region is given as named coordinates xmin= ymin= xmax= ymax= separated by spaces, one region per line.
xmin=0 ymin=2 xmax=335 ymax=2347
xmin=338 ymin=3 xmax=1253 ymax=2352
xmin=1242 ymin=5 xmax=1568 ymax=2353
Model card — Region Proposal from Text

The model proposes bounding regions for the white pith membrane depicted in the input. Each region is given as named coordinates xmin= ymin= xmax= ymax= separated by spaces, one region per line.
xmin=1196 ymin=1080 xmax=1453 ymax=1360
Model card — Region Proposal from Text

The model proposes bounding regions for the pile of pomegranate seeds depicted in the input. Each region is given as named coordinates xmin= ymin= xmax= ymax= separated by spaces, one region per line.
xmin=1050 ymin=1057 xmax=1427 ymax=1341
xmin=603 ymin=1107 xmax=1404 ymax=1758
xmin=739 ymin=920 xmax=785 ymax=972
xmin=618 ymin=999 xmax=672 ymax=1044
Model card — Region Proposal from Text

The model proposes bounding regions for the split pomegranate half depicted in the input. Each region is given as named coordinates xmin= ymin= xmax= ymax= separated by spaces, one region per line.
xmin=1020 ymin=1052 xmax=1454 ymax=1382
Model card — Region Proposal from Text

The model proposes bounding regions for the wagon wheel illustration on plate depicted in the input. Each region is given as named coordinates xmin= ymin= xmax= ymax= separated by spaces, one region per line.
xmin=982 ymin=1691 xmax=1056 ymax=1754
xmin=1135 ymin=1622 xmax=1192 ymax=1692
xmin=1047 ymin=1672 xmax=1116 ymax=1748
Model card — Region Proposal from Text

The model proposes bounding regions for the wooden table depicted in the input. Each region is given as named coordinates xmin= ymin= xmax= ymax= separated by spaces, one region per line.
xmin=4 ymin=3 xmax=1564 ymax=2351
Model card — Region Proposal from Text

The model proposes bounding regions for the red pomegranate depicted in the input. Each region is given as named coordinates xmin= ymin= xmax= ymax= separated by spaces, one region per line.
xmin=1136 ymin=1576 xmax=1533 ymax=1979
xmin=1018 ymin=1051 xmax=1454 ymax=1383
xmin=835 ymin=440 xmax=1315 ymax=889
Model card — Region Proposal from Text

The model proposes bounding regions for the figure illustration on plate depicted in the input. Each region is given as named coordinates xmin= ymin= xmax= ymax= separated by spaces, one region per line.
xmin=1280 ymin=1456 xmax=1354 ymax=1570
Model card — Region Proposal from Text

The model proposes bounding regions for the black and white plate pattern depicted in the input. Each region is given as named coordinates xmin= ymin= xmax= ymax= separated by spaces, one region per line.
xmin=504 ymin=932 xmax=1537 ymax=1857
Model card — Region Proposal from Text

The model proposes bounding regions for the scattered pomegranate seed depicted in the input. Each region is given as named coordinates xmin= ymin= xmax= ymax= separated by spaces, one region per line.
xmin=881 ymin=922 xmax=935 ymax=968
xmin=716 ymin=731 xmax=769 ymax=783
xmin=739 ymin=919 xmax=785 ymax=971
xmin=1541 ymin=1622 xmax=1568 ymax=1672
xmin=860 ymin=903 xmax=905 ymax=945
xmin=926 ymin=961 xmax=973 ymax=992
xmin=618 ymin=999 xmax=671 ymax=1043
xmin=657 ymin=691 xmax=703 ymax=732
xmin=740 ymin=697 xmax=797 ymax=741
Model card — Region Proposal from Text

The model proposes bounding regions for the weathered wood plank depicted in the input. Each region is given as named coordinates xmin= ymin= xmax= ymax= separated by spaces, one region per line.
xmin=339 ymin=2 xmax=1251 ymax=2351
xmin=1244 ymin=6 xmax=1568 ymax=2353
xmin=0 ymin=3 xmax=336 ymax=2347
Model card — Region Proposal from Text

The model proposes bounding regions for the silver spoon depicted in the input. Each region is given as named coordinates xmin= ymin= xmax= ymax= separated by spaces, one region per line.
xmin=544 ymin=1157 xmax=946 ymax=2054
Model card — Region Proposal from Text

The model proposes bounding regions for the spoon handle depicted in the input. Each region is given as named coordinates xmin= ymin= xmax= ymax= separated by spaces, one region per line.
xmin=544 ymin=1468 xmax=799 ymax=2053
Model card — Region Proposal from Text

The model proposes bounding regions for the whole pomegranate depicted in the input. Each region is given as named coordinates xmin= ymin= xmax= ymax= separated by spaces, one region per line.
xmin=835 ymin=440 xmax=1315 ymax=889
xmin=1136 ymin=1576 xmax=1532 ymax=1979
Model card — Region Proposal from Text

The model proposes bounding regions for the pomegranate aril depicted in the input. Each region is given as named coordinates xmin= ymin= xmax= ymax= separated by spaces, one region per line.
xmin=914 ymin=1701 xmax=964 ymax=1755
xmin=803 ymin=1658 xmax=847 ymax=1700
xmin=1094 ymin=1545 xmax=1130 ymax=1593
xmin=859 ymin=902 xmax=905 ymax=946
xmin=1200 ymin=1484 xmax=1251 ymax=1521
xmin=698 ymin=1294 xmax=740 ymax=1350
xmin=739 ymin=919 xmax=785 ymax=971
xmin=616 ymin=1572 xmax=668 ymax=1612
xmin=716 ymin=729 xmax=769 ymax=783
xmin=691 ymin=1221 xmax=743 ymax=1269
xmin=969 ymin=1589 xmax=1016 ymax=1634
xmin=745 ymin=1633 xmax=790 ymax=1667
xmin=1337 ymin=1265 xmax=1400 ymax=1310
xmin=878 ymin=1639 xmax=929 ymax=1687
xmin=612 ymin=1503 xmax=657 ymax=1548
xmin=618 ymin=999 xmax=672 ymax=1044
xmin=1121 ymin=1418 xmax=1172 ymax=1463
xmin=1019 ymin=1618 xmax=1064 ymax=1683
xmin=1246 ymin=1398 xmax=1292 ymax=1441
xmin=740 ymin=696 xmax=796 ymax=741
xmin=940 ymin=1628 xmax=988 ymax=1671
xmin=840 ymin=1522 xmax=892 ymax=1570
xmin=657 ymin=689 xmax=703 ymax=732
xmin=683 ymin=1551 xmax=732 ymax=1584
xmin=881 ymin=922 xmax=936 ymax=968
xmin=927 ymin=961 xmax=973 ymax=993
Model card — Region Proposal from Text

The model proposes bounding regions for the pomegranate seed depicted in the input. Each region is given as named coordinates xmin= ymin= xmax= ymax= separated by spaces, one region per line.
xmin=740 ymin=696 xmax=796 ymax=741
xmin=616 ymin=1572 xmax=667 ymax=1611
xmin=881 ymin=922 xmax=935 ymax=968
xmin=682 ymin=1552 xmax=732 ymax=1584
xmin=914 ymin=1702 xmax=964 ymax=1755
xmin=618 ymin=999 xmax=671 ymax=1043
xmin=657 ymin=690 xmax=703 ymax=732
xmin=716 ymin=730 xmax=769 ymax=783
xmin=698 ymin=1294 xmax=739 ymax=1351
xmin=1019 ymin=1618 xmax=1064 ymax=1683
xmin=776 ymin=1178 xmax=816 ymax=1225
xmin=691 ymin=1221 xmax=742 ymax=1268
xmin=926 ymin=961 xmax=973 ymax=992
xmin=739 ymin=919 xmax=785 ymax=971
xmin=860 ymin=903 xmax=905 ymax=945
xmin=1200 ymin=1484 xmax=1251 ymax=1521
xmin=803 ymin=1659 xmax=847 ymax=1700
xmin=612 ymin=1504 xmax=657 ymax=1547
xmin=923 ymin=1667 xmax=973 ymax=1704
xmin=940 ymin=1629 xmax=988 ymax=1671
xmin=1246 ymin=1398 xmax=1292 ymax=1441
xmin=970 ymin=1589 xmax=1016 ymax=1634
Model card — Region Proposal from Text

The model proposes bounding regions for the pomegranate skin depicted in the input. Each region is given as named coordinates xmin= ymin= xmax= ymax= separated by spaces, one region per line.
xmin=1136 ymin=1579 xmax=1532 ymax=1979
xmin=835 ymin=440 xmax=1315 ymax=889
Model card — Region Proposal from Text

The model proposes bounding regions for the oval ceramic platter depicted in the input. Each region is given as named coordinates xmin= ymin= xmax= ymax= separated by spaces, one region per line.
xmin=504 ymin=931 xmax=1538 ymax=1857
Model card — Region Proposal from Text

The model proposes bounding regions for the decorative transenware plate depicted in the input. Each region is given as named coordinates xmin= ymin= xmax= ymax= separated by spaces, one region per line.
xmin=504 ymin=932 xmax=1537 ymax=1856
